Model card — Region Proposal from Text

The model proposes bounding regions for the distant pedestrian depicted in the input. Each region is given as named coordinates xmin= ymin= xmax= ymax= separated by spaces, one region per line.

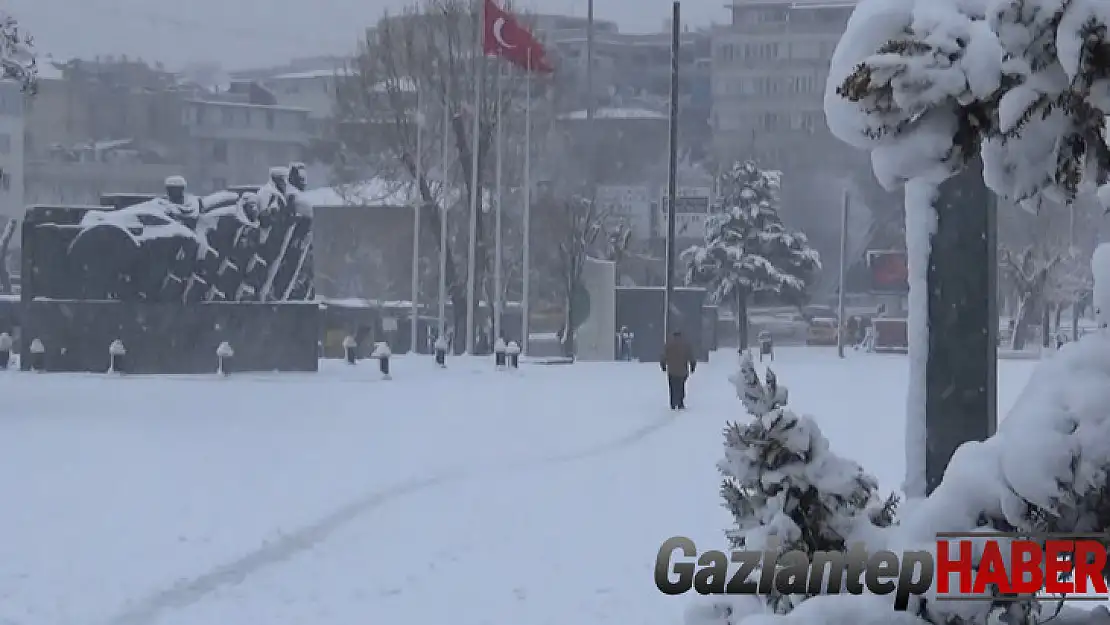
xmin=660 ymin=330 xmax=696 ymax=410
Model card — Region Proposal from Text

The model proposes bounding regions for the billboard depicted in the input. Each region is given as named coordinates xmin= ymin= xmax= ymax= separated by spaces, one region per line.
xmin=660 ymin=195 xmax=711 ymax=239
xmin=868 ymin=250 xmax=909 ymax=294
xmin=597 ymin=185 xmax=653 ymax=240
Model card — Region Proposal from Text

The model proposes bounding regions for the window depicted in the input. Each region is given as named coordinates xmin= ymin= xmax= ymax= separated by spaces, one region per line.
xmin=789 ymin=41 xmax=822 ymax=60
xmin=195 ymin=105 xmax=206 ymax=126
xmin=266 ymin=110 xmax=275 ymax=130
xmin=0 ymin=133 xmax=12 ymax=154
xmin=212 ymin=140 xmax=228 ymax=162
xmin=221 ymin=108 xmax=234 ymax=126
xmin=734 ymin=7 xmax=787 ymax=25
xmin=789 ymin=75 xmax=818 ymax=94
xmin=790 ymin=112 xmax=821 ymax=133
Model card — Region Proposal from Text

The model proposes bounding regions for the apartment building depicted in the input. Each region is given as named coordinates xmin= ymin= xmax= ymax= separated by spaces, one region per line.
xmin=710 ymin=0 xmax=857 ymax=170
xmin=0 ymin=81 xmax=24 ymax=222
xmin=22 ymin=58 xmax=311 ymax=201
xmin=182 ymin=86 xmax=311 ymax=192
xmin=260 ymin=69 xmax=341 ymax=133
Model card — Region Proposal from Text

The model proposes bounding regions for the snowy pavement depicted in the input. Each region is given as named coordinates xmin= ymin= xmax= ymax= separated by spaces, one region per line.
xmin=0 ymin=348 xmax=1038 ymax=625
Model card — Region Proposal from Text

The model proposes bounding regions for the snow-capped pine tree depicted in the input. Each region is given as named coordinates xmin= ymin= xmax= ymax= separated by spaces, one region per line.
xmin=718 ymin=353 xmax=898 ymax=615
xmin=684 ymin=161 xmax=821 ymax=349
xmin=0 ymin=11 xmax=37 ymax=94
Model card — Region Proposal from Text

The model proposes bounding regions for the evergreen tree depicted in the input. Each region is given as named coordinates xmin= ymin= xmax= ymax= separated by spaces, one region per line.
xmin=719 ymin=354 xmax=898 ymax=614
xmin=0 ymin=11 xmax=36 ymax=94
xmin=684 ymin=161 xmax=820 ymax=348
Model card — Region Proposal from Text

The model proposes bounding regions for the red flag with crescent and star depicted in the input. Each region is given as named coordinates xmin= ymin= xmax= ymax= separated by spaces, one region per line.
xmin=482 ymin=0 xmax=554 ymax=74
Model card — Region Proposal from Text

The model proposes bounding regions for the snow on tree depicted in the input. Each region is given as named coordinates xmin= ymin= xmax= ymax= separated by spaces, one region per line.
xmin=829 ymin=0 xmax=1110 ymax=204
xmin=1000 ymin=244 xmax=1066 ymax=349
xmin=826 ymin=0 xmax=1110 ymax=500
xmin=689 ymin=249 xmax=1110 ymax=625
xmin=684 ymin=161 xmax=820 ymax=349
xmin=0 ymin=11 xmax=36 ymax=94
xmin=685 ymin=354 xmax=897 ymax=624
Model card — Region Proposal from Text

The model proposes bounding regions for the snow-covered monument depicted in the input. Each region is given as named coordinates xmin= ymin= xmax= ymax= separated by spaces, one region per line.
xmin=18 ymin=164 xmax=319 ymax=373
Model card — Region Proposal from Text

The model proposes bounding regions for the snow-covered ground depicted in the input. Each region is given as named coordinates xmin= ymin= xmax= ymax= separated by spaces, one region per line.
xmin=0 ymin=348 xmax=1037 ymax=625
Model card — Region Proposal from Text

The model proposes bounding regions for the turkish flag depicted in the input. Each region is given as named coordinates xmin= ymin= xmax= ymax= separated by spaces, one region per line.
xmin=483 ymin=0 xmax=554 ymax=74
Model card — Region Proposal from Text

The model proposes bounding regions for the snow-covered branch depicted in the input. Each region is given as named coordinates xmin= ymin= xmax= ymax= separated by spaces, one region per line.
xmin=0 ymin=12 xmax=36 ymax=94
xmin=827 ymin=0 xmax=1110 ymax=206
xmin=689 ymin=246 xmax=1110 ymax=625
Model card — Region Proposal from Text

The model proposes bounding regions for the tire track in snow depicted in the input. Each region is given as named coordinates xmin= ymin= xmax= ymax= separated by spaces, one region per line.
xmin=102 ymin=411 xmax=680 ymax=625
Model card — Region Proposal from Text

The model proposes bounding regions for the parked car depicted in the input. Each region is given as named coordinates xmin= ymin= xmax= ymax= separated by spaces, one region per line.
xmin=806 ymin=317 xmax=840 ymax=346
xmin=803 ymin=305 xmax=838 ymax=322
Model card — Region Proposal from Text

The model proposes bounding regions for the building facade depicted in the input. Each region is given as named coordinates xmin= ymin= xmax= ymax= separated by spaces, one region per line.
xmin=260 ymin=69 xmax=341 ymax=135
xmin=22 ymin=59 xmax=312 ymax=202
xmin=182 ymin=93 xmax=311 ymax=192
xmin=0 ymin=81 xmax=24 ymax=222
xmin=710 ymin=0 xmax=855 ymax=169
xmin=538 ymin=17 xmax=712 ymax=156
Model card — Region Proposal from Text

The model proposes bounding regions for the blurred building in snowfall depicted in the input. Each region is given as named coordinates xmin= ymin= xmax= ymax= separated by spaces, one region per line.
xmin=22 ymin=57 xmax=311 ymax=207
xmin=711 ymin=0 xmax=902 ymax=300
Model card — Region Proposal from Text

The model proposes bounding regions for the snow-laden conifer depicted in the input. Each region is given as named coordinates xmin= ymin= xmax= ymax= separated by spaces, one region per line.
xmin=684 ymin=162 xmax=820 ymax=347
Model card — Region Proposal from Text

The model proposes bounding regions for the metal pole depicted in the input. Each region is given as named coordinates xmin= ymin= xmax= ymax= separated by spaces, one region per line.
xmin=465 ymin=0 xmax=483 ymax=354
xmin=411 ymin=87 xmax=423 ymax=355
xmin=438 ymin=90 xmax=450 ymax=342
xmin=522 ymin=49 xmax=532 ymax=355
xmin=663 ymin=1 xmax=680 ymax=337
xmin=494 ymin=63 xmax=504 ymax=344
xmin=837 ymin=189 xmax=849 ymax=358
xmin=586 ymin=0 xmax=594 ymax=122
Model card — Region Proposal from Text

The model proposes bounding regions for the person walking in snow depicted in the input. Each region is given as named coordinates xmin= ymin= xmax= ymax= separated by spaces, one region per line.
xmin=660 ymin=330 xmax=696 ymax=410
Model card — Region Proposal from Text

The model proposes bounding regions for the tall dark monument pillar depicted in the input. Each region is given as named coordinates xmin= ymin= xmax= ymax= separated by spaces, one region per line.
xmin=925 ymin=157 xmax=998 ymax=494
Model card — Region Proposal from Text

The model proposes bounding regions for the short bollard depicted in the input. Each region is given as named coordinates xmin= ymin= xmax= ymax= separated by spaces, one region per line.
xmin=758 ymin=331 xmax=774 ymax=363
xmin=434 ymin=336 xmax=448 ymax=368
xmin=216 ymin=341 xmax=234 ymax=375
xmin=29 ymin=338 xmax=45 ymax=371
xmin=494 ymin=337 xmax=507 ymax=369
xmin=372 ymin=341 xmax=392 ymax=379
xmin=343 ymin=335 xmax=358 ymax=364
xmin=506 ymin=340 xmax=520 ymax=368
xmin=108 ymin=339 xmax=126 ymax=373
xmin=0 ymin=332 xmax=11 ymax=369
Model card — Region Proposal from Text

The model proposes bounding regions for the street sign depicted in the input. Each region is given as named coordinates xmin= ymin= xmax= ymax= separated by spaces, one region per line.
xmin=661 ymin=196 xmax=711 ymax=239
xmin=662 ymin=196 xmax=711 ymax=215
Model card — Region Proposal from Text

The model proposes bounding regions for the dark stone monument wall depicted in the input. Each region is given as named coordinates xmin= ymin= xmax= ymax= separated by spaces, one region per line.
xmin=21 ymin=199 xmax=313 ymax=305
xmin=18 ymin=192 xmax=317 ymax=374
xmin=615 ymin=287 xmax=709 ymax=363
xmin=21 ymin=300 xmax=319 ymax=373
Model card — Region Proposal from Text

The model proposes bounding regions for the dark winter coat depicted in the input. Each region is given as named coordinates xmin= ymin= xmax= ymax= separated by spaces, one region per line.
xmin=661 ymin=335 xmax=696 ymax=377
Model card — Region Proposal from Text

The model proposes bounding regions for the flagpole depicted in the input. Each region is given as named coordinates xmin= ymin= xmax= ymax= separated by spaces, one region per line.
xmin=465 ymin=0 xmax=484 ymax=355
xmin=438 ymin=90 xmax=450 ymax=344
xmin=522 ymin=48 xmax=532 ymax=355
xmin=663 ymin=1 xmax=680 ymax=338
xmin=494 ymin=62 xmax=504 ymax=345
xmin=411 ymin=85 xmax=423 ymax=355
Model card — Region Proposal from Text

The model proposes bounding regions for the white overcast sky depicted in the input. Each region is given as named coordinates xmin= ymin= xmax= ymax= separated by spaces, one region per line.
xmin=7 ymin=0 xmax=726 ymax=70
